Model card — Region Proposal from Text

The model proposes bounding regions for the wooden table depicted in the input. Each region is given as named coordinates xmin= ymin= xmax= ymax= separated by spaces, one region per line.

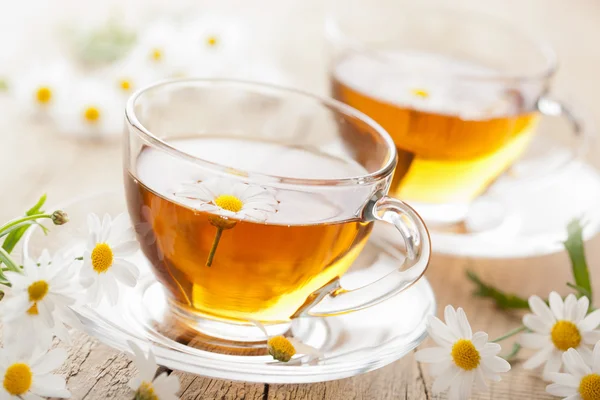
xmin=3 ymin=1 xmax=600 ymax=398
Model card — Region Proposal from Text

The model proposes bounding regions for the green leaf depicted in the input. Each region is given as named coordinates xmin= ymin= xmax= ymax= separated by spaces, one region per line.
xmin=466 ymin=270 xmax=530 ymax=309
xmin=2 ymin=195 xmax=47 ymax=254
xmin=564 ymin=219 xmax=592 ymax=302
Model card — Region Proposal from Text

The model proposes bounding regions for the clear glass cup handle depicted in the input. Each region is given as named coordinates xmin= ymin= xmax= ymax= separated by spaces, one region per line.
xmin=537 ymin=96 xmax=594 ymax=161
xmin=292 ymin=195 xmax=431 ymax=318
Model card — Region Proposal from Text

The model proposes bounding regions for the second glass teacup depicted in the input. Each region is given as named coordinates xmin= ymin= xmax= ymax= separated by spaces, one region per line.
xmin=124 ymin=79 xmax=430 ymax=335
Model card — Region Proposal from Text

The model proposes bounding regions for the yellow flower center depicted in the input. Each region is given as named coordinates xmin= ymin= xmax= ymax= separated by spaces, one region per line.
xmin=580 ymin=374 xmax=600 ymax=400
xmin=3 ymin=363 xmax=32 ymax=395
xmin=267 ymin=336 xmax=296 ymax=362
xmin=91 ymin=243 xmax=114 ymax=273
xmin=83 ymin=106 xmax=101 ymax=124
xmin=451 ymin=339 xmax=481 ymax=371
xmin=119 ymin=79 xmax=132 ymax=91
xmin=214 ymin=194 xmax=243 ymax=213
xmin=35 ymin=86 xmax=52 ymax=104
xmin=135 ymin=381 xmax=158 ymax=400
xmin=27 ymin=304 xmax=38 ymax=315
xmin=27 ymin=280 xmax=49 ymax=302
xmin=151 ymin=48 xmax=162 ymax=61
xmin=206 ymin=36 xmax=219 ymax=47
xmin=411 ymin=88 xmax=429 ymax=99
xmin=551 ymin=320 xmax=581 ymax=351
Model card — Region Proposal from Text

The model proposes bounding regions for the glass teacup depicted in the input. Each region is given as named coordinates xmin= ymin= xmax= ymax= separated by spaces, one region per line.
xmin=327 ymin=3 xmax=590 ymax=225
xmin=123 ymin=79 xmax=430 ymax=334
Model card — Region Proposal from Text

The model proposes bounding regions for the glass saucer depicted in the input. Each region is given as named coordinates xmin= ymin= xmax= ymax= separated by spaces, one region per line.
xmin=430 ymin=159 xmax=600 ymax=258
xmin=21 ymin=192 xmax=435 ymax=383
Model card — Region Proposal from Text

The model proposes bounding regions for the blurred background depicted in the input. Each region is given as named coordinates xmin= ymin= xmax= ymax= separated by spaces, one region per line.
xmin=1 ymin=0 xmax=599 ymax=220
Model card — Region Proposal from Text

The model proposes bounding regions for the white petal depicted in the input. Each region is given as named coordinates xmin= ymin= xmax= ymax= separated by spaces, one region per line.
xmin=523 ymin=345 xmax=553 ymax=370
xmin=482 ymin=355 xmax=511 ymax=373
xmin=23 ymin=393 xmax=44 ymax=400
xmin=546 ymin=383 xmax=579 ymax=397
xmin=471 ymin=331 xmax=488 ymax=349
xmin=3 ymin=271 xmax=30 ymax=289
xmin=427 ymin=315 xmax=457 ymax=347
xmin=479 ymin=343 xmax=502 ymax=357
xmin=128 ymin=376 xmax=142 ymax=391
xmin=519 ymin=332 xmax=551 ymax=350
xmin=578 ymin=345 xmax=593 ymax=366
xmin=414 ymin=347 xmax=450 ymax=363
xmin=443 ymin=306 xmax=460 ymax=337
xmin=431 ymin=365 xmax=460 ymax=394
xmin=549 ymin=292 xmax=565 ymax=320
xmin=563 ymin=348 xmax=591 ymax=378
xmin=564 ymin=294 xmax=578 ymax=321
xmin=153 ymin=373 xmax=181 ymax=398
xmin=547 ymin=372 xmax=580 ymax=388
xmin=543 ymin=350 xmax=563 ymax=381
xmin=593 ymin=342 xmax=600 ymax=373
xmin=456 ymin=308 xmax=472 ymax=339
xmin=575 ymin=297 xmax=590 ymax=323
xmin=87 ymin=213 xmax=101 ymax=234
xmin=529 ymin=295 xmax=556 ymax=324
xmin=474 ymin=368 xmax=488 ymax=392
xmin=111 ymin=241 xmax=139 ymax=257
xmin=430 ymin=359 xmax=452 ymax=377
xmin=31 ymin=348 xmax=68 ymax=375
xmin=583 ymin=330 xmax=600 ymax=345
xmin=30 ymin=374 xmax=69 ymax=397
xmin=523 ymin=314 xmax=552 ymax=334
xmin=111 ymin=262 xmax=138 ymax=287
xmin=448 ymin=371 xmax=474 ymax=400
xmin=579 ymin=310 xmax=600 ymax=332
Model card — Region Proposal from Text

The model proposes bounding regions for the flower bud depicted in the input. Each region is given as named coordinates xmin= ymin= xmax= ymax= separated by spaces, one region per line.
xmin=51 ymin=210 xmax=69 ymax=225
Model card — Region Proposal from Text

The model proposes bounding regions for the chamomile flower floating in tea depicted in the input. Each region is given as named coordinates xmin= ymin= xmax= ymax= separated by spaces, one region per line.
xmin=415 ymin=305 xmax=510 ymax=399
xmin=0 ymin=345 xmax=70 ymax=399
xmin=176 ymin=178 xmax=278 ymax=266
xmin=252 ymin=320 xmax=323 ymax=363
xmin=80 ymin=213 xmax=140 ymax=306
xmin=546 ymin=342 xmax=600 ymax=400
xmin=127 ymin=341 xmax=180 ymax=400
xmin=1 ymin=250 xmax=82 ymax=350
xmin=519 ymin=292 xmax=600 ymax=380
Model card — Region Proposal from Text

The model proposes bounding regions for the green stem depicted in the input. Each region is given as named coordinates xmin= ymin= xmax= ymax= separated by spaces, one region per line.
xmin=0 ymin=247 xmax=20 ymax=274
xmin=502 ymin=343 xmax=522 ymax=361
xmin=0 ymin=214 xmax=52 ymax=236
xmin=492 ymin=325 xmax=527 ymax=343
xmin=206 ymin=227 xmax=223 ymax=267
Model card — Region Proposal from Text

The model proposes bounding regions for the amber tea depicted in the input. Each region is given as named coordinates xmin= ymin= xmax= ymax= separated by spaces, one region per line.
xmin=332 ymin=51 xmax=539 ymax=204
xmin=126 ymin=137 xmax=374 ymax=323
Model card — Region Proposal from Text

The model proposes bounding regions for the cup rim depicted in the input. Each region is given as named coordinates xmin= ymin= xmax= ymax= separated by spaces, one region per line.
xmin=326 ymin=4 xmax=558 ymax=83
xmin=125 ymin=78 xmax=398 ymax=187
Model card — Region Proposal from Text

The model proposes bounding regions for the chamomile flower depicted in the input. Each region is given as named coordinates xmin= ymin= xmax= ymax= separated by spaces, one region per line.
xmin=176 ymin=178 xmax=278 ymax=266
xmin=1 ymin=250 xmax=82 ymax=349
xmin=53 ymin=79 xmax=123 ymax=139
xmin=80 ymin=213 xmax=140 ymax=306
xmin=128 ymin=21 xmax=189 ymax=78
xmin=252 ymin=320 xmax=323 ymax=363
xmin=415 ymin=305 xmax=511 ymax=400
xmin=180 ymin=14 xmax=248 ymax=76
xmin=176 ymin=178 xmax=278 ymax=222
xmin=519 ymin=292 xmax=600 ymax=380
xmin=546 ymin=342 xmax=600 ymax=400
xmin=127 ymin=341 xmax=180 ymax=400
xmin=107 ymin=55 xmax=159 ymax=97
xmin=0 ymin=345 xmax=70 ymax=399
xmin=13 ymin=61 xmax=71 ymax=115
